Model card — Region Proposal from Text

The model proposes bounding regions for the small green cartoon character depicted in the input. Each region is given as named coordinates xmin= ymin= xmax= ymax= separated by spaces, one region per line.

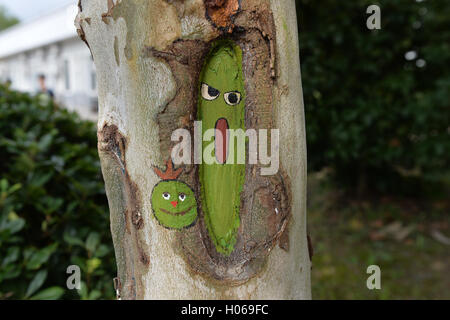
xmin=151 ymin=159 xmax=198 ymax=229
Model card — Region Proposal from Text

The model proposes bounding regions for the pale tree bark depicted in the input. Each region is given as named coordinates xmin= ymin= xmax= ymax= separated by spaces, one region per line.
xmin=76 ymin=0 xmax=310 ymax=299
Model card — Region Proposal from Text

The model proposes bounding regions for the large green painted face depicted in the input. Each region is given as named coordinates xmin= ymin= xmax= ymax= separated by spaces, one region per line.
xmin=198 ymin=41 xmax=246 ymax=256
xmin=199 ymin=43 xmax=245 ymax=148
xmin=151 ymin=180 xmax=198 ymax=229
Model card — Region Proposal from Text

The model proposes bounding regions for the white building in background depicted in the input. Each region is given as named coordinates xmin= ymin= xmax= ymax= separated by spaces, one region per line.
xmin=0 ymin=3 xmax=98 ymax=120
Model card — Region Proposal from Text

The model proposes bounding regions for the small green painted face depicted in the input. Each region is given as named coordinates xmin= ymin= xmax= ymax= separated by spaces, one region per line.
xmin=151 ymin=180 xmax=198 ymax=229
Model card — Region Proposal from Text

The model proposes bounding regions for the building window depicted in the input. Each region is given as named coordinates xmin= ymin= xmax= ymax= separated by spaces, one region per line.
xmin=64 ymin=60 xmax=70 ymax=90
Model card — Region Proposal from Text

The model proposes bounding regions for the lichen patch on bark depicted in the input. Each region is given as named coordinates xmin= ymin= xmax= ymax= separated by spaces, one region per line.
xmin=110 ymin=0 xmax=182 ymax=59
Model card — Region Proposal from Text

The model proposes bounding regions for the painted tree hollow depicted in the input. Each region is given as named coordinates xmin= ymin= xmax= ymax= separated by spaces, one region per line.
xmin=198 ymin=40 xmax=245 ymax=256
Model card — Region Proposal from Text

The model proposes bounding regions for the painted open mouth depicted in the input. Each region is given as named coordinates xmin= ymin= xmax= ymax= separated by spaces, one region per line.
xmin=215 ymin=117 xmax=229 ymax=164
xmin=159 ymin=206 xmax=194 ymax=216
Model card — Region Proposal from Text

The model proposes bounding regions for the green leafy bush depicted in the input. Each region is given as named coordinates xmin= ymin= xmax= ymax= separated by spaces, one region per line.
xmin=297 ymin=0 xmax=449 ymax=196
xmin=0 ymin=85 xmax=115 ymax=299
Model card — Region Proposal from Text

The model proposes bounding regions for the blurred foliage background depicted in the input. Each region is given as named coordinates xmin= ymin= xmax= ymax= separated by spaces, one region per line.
xmin=298 ymin=0 xmax=449 ymax=197
xmin=0 ymin=86 xmax=115 ymax=299
xmin=296 ymin=0 xmax=449 ymax=299
xmin=0 ymin=0 xmax=448 ymax=299
xmin=0 ymin=5 xmax=19 ymax=32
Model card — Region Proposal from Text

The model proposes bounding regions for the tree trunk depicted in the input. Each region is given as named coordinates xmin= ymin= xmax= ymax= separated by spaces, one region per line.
xmin=76 ymin=0 xmax=310 ymax=299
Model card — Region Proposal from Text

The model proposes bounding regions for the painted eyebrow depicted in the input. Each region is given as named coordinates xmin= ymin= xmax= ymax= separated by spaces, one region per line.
xmin=202 ymin=83 xmax=220 ymax=92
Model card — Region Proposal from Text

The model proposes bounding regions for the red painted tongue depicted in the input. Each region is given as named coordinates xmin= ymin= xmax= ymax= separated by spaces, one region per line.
xmin=215 ymin=118 xmax=229 ymax=164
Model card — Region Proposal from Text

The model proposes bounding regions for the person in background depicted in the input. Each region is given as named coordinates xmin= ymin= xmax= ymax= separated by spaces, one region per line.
xmin=37 ymin=74 xmax=54 ymax=105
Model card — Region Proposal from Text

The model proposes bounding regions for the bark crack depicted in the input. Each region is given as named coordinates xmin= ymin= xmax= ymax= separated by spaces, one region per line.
xmin=102 ymin=0 xmax=116 ymax=24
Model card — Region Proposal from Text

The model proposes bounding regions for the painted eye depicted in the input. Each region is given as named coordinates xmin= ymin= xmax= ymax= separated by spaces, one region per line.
xmin=224 ymin=91 xmax=241 ymax=106
xmin=201 ymin=83 xmax=220 ymax=101
xmin=179 ymin=193 xmax=186 ymax=202
xmin=162 ymin=192 xmax=171 ymax=200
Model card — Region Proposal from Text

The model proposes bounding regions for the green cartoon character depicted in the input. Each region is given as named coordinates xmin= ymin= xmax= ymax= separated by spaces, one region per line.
xmin=198 ymin=40 xmax=246 ymax=255
xmin=151 ymin=159 xmax=198 ymax=229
